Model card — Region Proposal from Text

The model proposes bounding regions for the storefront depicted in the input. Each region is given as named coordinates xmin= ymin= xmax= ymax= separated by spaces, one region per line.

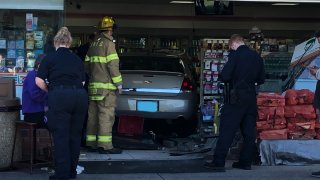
xmin=1 ymin=0 xmax=320 ymax=170
xmin=0 ymin=0 xmax=64 ymax=118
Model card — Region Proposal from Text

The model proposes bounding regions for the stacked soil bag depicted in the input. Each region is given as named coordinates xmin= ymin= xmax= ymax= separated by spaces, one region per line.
xmin=257 ymin=93 xmax=288 ymax=140
xmin=285 ymin=89 xmax=317 ymax=139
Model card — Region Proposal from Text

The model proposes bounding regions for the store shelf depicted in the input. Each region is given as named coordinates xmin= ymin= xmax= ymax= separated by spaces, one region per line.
xmin=117 ymin=36 xmax=147 ymax=54
xmin=199 ymin=38 xmax=229 ymax=126
xmin=262 ymin=52 xmax=292 ymax=80
xmin=259 ymin=79 xmax=283 ymax=93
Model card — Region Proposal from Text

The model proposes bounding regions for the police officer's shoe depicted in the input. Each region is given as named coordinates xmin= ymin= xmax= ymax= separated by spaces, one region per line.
xmin=232 ymin=161 xmax=251 ymax=170
xmin=98 ymin=147 xmax=123 ymax=154
xmin=311 ymin=171 xmax=320 ymax=178
xmin=203 ymin=162 xmax=226 ymax=172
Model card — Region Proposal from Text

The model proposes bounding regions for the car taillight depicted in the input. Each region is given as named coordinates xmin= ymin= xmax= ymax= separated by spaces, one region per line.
xmin=181 ymin=78 xmax=194 ymax=92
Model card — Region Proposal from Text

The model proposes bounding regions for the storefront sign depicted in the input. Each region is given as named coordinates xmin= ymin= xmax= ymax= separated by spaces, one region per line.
xmin=0 ymin=0 xmax=64 ymax=10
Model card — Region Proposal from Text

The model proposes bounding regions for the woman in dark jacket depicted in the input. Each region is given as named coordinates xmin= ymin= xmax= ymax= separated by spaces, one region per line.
xmin=36 ymin=27 xmax=88 ymax=180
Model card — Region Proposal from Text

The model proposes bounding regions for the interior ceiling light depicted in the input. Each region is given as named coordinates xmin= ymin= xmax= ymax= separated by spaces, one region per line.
xmin=170 ymin=0 xmax=193 ymax=3
xmin=272 ymin=3 xmax=299 ymax=5
xmin=231 ymin=0 xmax=320 ymax=2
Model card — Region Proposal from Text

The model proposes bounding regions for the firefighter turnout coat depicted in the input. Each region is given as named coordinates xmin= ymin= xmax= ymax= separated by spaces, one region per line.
xmin=85 ymin=32 xmax=122 ymax=150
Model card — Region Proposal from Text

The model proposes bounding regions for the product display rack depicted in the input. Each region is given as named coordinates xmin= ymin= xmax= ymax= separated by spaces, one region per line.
xmin=199 ymin=38 xmax=229 ymax=134
xmin=115 ymin=35 xmax=192 ymax=54
xmin=199 ymin=39 xmax=229 ymax=106
xmin=0 ymin=10 xmax=63 ymax=74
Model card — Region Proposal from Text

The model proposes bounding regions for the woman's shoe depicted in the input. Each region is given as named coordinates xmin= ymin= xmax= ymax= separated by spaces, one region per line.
xmin=311 ymin=171 xmax=320 ymax=178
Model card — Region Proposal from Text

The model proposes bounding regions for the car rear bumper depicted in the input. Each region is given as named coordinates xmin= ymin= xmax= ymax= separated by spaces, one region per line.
xmin=115 ymin=95 xmax=198 ymax=120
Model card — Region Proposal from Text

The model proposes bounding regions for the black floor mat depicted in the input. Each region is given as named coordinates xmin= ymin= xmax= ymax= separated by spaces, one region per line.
xmin=79 ymin=159 xmax=213 ymax=174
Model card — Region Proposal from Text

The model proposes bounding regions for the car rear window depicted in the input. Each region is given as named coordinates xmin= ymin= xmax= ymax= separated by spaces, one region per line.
xmin=120 ymin=56 xmax=185 ymax=73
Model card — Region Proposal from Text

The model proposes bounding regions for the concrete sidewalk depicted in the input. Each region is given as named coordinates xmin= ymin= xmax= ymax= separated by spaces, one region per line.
xmin=1 ymin=161 xmax=320 ymax=180
xmin=2 ymin=149 xmax=320 ymax=180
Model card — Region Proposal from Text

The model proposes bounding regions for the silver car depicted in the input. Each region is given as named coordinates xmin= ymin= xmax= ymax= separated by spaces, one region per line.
xmin=116 ymin=53 xmax=198 ymax=135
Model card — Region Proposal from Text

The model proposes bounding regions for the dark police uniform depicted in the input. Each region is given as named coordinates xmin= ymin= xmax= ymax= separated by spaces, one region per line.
xmin=37 ymin=47 xmax=88 ymax=179
xmin=314 ymin=81 xmax=320 ymax=110
xmin=213 ymin=45 xmax=265 ymax=167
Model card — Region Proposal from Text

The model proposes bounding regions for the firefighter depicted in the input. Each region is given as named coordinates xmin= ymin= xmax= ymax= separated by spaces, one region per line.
xmin=85 ymin=16 xmax=123 ymax=154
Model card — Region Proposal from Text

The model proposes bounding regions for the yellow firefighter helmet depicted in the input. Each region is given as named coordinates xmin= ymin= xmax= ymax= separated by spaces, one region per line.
xmin=99 ymin=16 xmax=116 ymax=31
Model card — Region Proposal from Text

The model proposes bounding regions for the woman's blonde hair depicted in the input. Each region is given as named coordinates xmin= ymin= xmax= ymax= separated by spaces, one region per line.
xmin=54 ymin=27 xmax=72 ymax=47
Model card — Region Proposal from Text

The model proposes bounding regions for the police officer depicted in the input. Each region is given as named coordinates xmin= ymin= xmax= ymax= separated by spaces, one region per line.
xmin=310 ymin=31 xmax=320 ymax=122
xmin=36 ymin=27 xmax=88 ymax=180
xmin=204 ymin=34 xmax=265 ymax=172
xmin=85 ymin=16 xmax=123 ymax=154
xmin=311 ymin=31 xmax=320 ymax=178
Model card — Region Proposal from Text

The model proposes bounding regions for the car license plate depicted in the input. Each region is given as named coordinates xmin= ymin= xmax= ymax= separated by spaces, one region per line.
xmin=137 ymin=100 xmax=158 ymax=112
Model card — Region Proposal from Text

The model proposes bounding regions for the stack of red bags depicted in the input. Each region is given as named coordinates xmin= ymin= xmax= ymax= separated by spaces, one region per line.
xmin=284 ymin=89 xmax=317 ymax=139
xmin=257 ymin=92 xmax=288 ymax=140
